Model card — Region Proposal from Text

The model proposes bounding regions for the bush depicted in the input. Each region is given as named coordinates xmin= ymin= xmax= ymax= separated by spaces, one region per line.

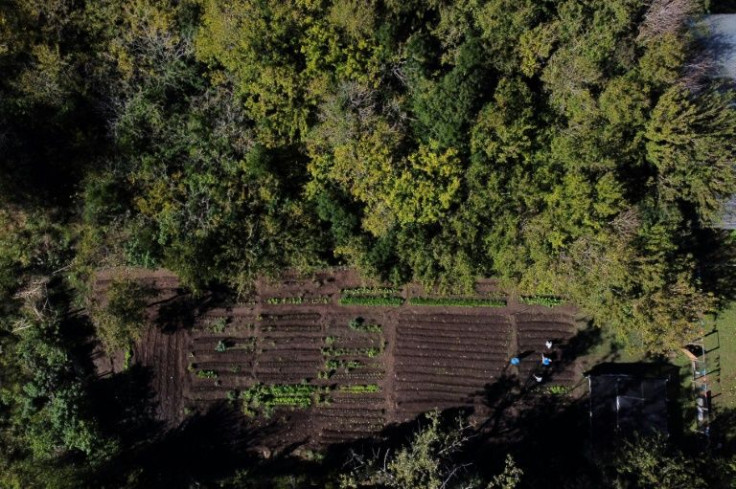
xmin=90 ymin=279 xmax=156 ymax=353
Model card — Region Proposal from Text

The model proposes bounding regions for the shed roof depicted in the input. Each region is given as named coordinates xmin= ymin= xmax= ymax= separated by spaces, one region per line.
xmin=588 ymin=370 xmax=670 ymax=444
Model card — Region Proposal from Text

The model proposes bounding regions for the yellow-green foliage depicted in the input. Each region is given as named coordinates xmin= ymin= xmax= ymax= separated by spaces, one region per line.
xmin=90 ymin=279 xmax=155 ymax=353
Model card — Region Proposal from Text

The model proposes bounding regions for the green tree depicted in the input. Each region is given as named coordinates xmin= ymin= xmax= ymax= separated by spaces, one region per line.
xmin=339 ymin=411 xmax=521 ymax=489
xmin=90 ymin=279 xmax=155 ymax=353
xmin=645 ymin=85 xmax=736 ymax=223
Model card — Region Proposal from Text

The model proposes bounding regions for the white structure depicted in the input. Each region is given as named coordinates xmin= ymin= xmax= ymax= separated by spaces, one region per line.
xmin=706 ymin=15 xmax=736 ymax=229
xmin=706 ymin=14 xmax=736 ymax=80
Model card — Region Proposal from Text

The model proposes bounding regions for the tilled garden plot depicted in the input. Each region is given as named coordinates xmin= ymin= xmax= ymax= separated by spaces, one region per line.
xmin=102 ymin=269 xmax=582 ymax=449
xmin=393 ymin=311 xmax=513 ymax=420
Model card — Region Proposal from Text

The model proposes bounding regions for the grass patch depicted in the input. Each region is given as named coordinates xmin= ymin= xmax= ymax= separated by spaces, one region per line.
xmin=409 ymin=297 xmax=506 ymax=307
xmin=713 ymin=304 xmax=736 ymax=409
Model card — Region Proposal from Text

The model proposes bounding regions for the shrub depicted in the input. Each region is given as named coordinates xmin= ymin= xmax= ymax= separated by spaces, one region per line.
xmin=215 ymin=340 xmax=227 ymax=352
xmin=90 ymin=278 xmax=156 ymax=353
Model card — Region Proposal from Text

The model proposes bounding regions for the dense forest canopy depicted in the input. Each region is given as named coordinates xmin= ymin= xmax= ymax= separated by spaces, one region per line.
xmin=1 ymin=0 xmax=735 ymax=350
xmin=1 ymin=0 xmax=736 ymax=486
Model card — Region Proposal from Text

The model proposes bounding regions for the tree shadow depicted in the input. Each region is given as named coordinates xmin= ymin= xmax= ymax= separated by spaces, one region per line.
xmin=559 ymin=324 xmax=603 ymax=363
xmin=92 ymin=401 xmax=277 ymax=488
xmin=317 ymin=323 xmax=607 ymax=486
xmin=693 ymin=228 xmax=736 ymax=309
xmin=317 ymin=379 xmax=597 ymax=488
xmin=88 ymin=364 xmax=162 ymax=447
xmin=152 ymin=283 xmax=245 ymax=334
xmin=153 ymin=290 xmax=204 ymax=333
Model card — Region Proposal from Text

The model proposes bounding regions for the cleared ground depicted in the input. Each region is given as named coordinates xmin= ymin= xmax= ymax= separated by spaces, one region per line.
xmin=95 ymin=269 xmax=582 ymax=449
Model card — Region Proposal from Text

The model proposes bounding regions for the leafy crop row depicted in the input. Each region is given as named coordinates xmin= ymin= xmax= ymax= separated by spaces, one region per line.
xmin=339 ymin=296 xmax=403 ymax=306
xmin=322 ymin=346 xmax=382 ymax=358
xmin=266 ymin=295 xmax=330 ymax=305
xmin=338 ymin=384 xmax=380 ymax=394
xmin=341 ymin=287 xmax=399 ymax=297
xmin=408 ymin=297 xmax=506 ymax=307
xmin=520 ymin=296 xmax=565 ymax=307
xmin=240 ymin=383 xmax=328 ymax=417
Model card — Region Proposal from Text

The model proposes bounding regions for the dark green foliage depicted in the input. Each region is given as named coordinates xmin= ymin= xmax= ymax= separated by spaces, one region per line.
xmin=411 ymin=38 xmax=491 ymax=151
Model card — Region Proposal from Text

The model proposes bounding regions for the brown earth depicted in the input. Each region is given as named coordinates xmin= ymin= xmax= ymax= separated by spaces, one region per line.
xmin=93 ymin=268 xmax=584 ymax=449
